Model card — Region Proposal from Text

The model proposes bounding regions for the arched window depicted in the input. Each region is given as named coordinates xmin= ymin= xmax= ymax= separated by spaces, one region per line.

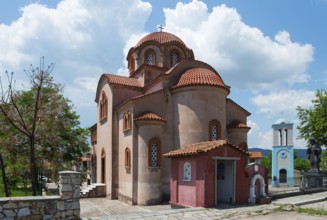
xmin=183 ymin=162 xmax=191 ymax=181
xmin=148 ymin=138 xmax=161 ymax=168
xmin=145 ymin=49 xmax=156 ymax=65
xmin=217 ymin=162 xmax=225 ymax=180
xmin=100 ymin=92 xmax=108 ymax=120
xmin=239 ymin=142 xmax=248 ymax=152
xmin=125 ymin=148 xmax=131 ymax=168
xmin=209 ymin=120 xmax=221 ymax=141
xmin=123 ymin=111 xmax=132 ymax=131
xmin=170 ymin=50 xmax=179 ymax=66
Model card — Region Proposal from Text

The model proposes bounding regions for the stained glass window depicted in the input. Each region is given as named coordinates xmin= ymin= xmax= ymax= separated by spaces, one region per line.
xmin=212 ymin=125 xmax=217 ymax=141
xmin=147 ymin=52 xmax=153 ymax=65
xmin=172 ymin=53 xmax=178 ymax=65
xmin=209 ymin=120 xmax=221 ymax=141
xmin=148 ymin=138 xmax=161 ymax=168
xmin=151 ymin=143 xmax=158 ymax=167
xmin=183 ymin=162 xmax=191 ymax=181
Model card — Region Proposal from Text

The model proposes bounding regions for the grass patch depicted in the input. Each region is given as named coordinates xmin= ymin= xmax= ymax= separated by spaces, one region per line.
xmin=0 ymin=186 xmax=33 ymax=197
xmin=295 ymin=207 xmax=327 ymax=216
xmin=0 ymin=180 xmax=34 ymax=197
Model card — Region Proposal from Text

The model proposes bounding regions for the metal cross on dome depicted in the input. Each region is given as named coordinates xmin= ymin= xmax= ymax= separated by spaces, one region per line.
xmin=157 ymin=24 xmax=164 ymax=32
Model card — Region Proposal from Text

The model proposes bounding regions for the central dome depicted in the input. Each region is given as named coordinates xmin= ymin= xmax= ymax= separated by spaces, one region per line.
xmin=135 ymin=32 xmax=187 ymax=47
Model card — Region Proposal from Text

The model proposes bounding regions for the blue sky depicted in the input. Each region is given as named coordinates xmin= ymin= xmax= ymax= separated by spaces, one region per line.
xmin=0 ymin=0 xmax=326 ymax=149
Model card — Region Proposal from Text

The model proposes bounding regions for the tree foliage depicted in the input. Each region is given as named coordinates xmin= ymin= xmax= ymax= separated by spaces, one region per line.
xmin=321 ymin=150 xmax=327 ymax=171
xmin=297 ymin=89 xmax=327 ymax=147
xmin=294 ymin=158 xmax=311 ymax=173
xmin=261 ymin=152 xmax=272 ymax=175
xmin=0 ymin=58 xmax=89 ymax=196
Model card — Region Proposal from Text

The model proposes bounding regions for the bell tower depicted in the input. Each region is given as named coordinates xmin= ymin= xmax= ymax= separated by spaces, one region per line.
xmin=271 ymin=122 xmax=294 ymax=187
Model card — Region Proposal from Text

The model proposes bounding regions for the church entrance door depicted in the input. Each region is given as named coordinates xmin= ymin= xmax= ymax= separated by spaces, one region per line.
xmin=279 ymin=169 xmax=287 ymax=183
xmin=216 ymin=160 xmax=234 ymax=204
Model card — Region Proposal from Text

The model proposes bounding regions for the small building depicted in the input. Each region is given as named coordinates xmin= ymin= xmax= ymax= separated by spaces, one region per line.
xmin=248 ymin=152 xmax=263 ymax=164
xmin=271 ymin=122 xmax=294 ymax=187
xmin=164 ymin=140 xmax=270 ymax=207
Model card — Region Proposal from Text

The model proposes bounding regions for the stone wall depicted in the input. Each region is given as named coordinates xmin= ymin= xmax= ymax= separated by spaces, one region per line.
xmin=0 ymin=171 xmax=81 ymax=220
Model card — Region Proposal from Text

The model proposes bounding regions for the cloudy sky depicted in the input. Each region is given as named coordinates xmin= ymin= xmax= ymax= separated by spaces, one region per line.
xmin=0 ymin=0 xmax=326 ymax=149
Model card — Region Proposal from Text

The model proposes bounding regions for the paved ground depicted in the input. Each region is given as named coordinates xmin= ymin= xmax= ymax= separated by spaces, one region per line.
xmin=80 ymin=191 xmax=327 ymax=220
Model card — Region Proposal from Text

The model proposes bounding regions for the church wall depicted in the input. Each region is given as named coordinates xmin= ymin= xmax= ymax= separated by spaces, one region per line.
xmin=96 ymin=82 xmax=113 ymax=197
xmin=226 ymin=101 xmax=248 ymax=125
xmin=133 ymin=91 xmax=173 ymax=200
xmin=172 ymin=86 xmax=228 ymax=149
xmin=112 ymin=86 xmax=142 ymax=109
xmin=227 ymin=130 xmax=248 ymax=147
xmin=136 ymin=124 xmax=163 ymax=205
xmin=177 ymin=158 xmax=197 ymax=207
xmin=145 ymin=80 xmax=163 ymax=94
xmin=117 ymin=105 xmax=134 ymax=204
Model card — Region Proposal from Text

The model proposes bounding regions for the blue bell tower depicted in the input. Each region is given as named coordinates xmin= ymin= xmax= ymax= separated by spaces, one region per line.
xmin=271 ymin=122 xmax=294 ymax=187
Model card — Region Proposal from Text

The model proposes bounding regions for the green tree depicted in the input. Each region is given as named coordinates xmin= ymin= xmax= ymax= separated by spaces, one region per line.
xmin=321 ymin=150 xmax=327 ymax=171
xmin=294 ymin=158 xmax=311 ymax=173
xmin=261 ymin=152 xmax=272 ymax=175
xmin=297 ymin=89 xmax=327 ymax=147
xmin=0 ymin=58 xmax=89 ymax=195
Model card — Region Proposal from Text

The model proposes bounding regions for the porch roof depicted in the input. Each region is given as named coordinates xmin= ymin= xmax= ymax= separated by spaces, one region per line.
xmin=163 ymin=140 xmax=250 ymax=158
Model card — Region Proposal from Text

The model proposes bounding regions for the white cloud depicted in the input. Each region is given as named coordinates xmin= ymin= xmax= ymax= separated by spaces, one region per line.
xmin=162 ymin=1 xmax=314 ymax=90
xmin=250 ymin=90 xmax=315 ymax=115
xmin=247 ymin=120 xmax=272 ymax=149
xmin=0 ymin=0 xmax=152 ymax=126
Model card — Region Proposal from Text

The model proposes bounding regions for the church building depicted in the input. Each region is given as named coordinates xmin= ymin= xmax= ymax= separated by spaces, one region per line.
xmin=89 ymin=31 xmax=255 ymax=205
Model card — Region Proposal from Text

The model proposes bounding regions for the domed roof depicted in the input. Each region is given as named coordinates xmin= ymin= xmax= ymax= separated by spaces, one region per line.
xmin=135 ymin=32 xmax=187 ymax=47
xmin=174 ymin=68 xmax=229 ymax=91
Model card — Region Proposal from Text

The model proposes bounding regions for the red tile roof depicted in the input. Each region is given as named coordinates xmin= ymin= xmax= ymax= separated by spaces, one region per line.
xmin=105 ymin=74 xmax=142 ymax=88
xmin=163 ymin=140 xmax=250 ymax=158
xmin=135 ymin=32 xmax=187 ymax=48
xmin=82 ymin=157 xmax=88 ymax=162
xmin=249 ymin=152 xmax=263 ymax=159
xmin=134 ymin=112 xmax=167 ymax=122
xmin=173 ymin=68 xmax=229 ymax=91
xmin=227 ymin=121 xmax=251 ymax=130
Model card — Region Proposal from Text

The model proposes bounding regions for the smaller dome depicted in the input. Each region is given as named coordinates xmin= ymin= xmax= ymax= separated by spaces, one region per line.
xmin=174 ymin=68 xmax=229 ymax=91
xmin=134 ymin=112 xmax=167 ymax=122
xmin=135 ymin=32 xmax=187 ymax=48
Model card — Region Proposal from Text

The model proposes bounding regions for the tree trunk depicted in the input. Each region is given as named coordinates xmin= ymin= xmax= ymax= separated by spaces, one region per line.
xmin=0 ymin=153 xmax=10 ymax=197
xmin=30 ymin=138 xmax=38 ymax=196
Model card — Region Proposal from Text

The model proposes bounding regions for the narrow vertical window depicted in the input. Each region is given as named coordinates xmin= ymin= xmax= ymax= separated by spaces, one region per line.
xmin=170 ymin=50 xmax=179 ymax=66
xmin=100 ymin=92 xmax=108 ymax=120
xmin=148 ymin=138 xmax=161 ymax=168
xmin=125 ymin=148 xmax=131 ymax=168
xmin=183 ymin=162 xmax=191 ymax=181
xmin=123 ymin=111 xmax=132 ymax=131
xmin=145 ymin=49 xmax=156 ymax=65
xmin=209 ymin=120 xmax=221 ymax=141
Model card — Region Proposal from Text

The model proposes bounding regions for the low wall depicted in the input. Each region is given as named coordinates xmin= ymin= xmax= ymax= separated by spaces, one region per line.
xmin=0 ymin=171 xmax=81 ymax=220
